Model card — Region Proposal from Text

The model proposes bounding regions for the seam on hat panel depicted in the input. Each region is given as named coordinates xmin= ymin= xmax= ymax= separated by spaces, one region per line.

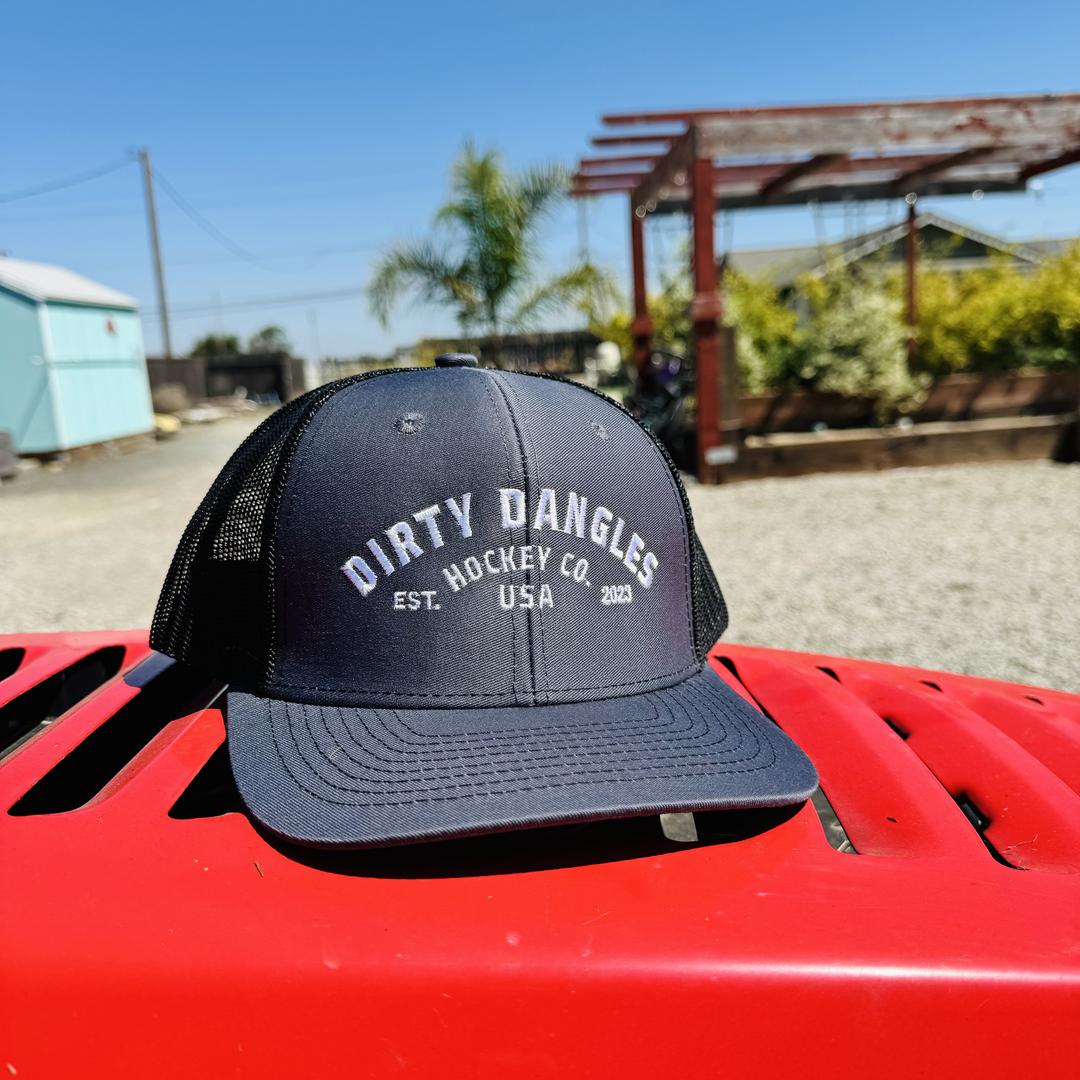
xmin=263 ymin=367 xmax=423 ymax=693
xmin=472 ymin=371 xmax=521 ymax=704
xmin=486 ymin=371 xmax=553 ymax=703
xmin=482 ymin=370 xmax=539 ymax=704
xmin=516 ymin=370 xmax=701 ymax=661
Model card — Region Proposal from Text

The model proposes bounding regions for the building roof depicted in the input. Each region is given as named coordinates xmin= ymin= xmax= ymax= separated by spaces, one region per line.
xmin=725 ymin=212 xmax=1061 ymax=287
xmin=0 ymin=256 xmax=137 ymax=309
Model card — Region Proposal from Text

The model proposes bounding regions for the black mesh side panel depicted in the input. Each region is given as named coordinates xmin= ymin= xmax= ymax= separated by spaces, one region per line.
xmin=150 ymin=369 xmax=415 ymax=691
xmin=516 ymin=371 xmax=731 ymax=662
xmin=690 ymin=529 xmax=729 ymax=656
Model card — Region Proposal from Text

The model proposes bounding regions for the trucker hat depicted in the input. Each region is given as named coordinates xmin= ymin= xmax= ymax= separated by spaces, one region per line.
xmin=151 ymin=355 xmax=816 ymax=847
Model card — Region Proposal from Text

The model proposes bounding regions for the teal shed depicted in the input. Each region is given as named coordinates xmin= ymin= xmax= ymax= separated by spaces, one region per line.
xmin=0 ymin=257 xmax=153 ymax=453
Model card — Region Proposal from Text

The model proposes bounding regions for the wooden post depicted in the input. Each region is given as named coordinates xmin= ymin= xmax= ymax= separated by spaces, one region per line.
xmin=690 ymin=151 xmax=726 ymax=483
xmin=629 ymin=199 xmax=653 ymax=384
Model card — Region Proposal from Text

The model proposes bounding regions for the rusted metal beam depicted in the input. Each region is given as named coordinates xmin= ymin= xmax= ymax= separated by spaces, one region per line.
xmin=1020 ymin=145 xmax=1080 ymax=181
xmin=690 ymin=145 xmax=726 ymax=484
xmin=578 ymin=155 xmax=661 ymax=170
xmin=572 ymin=171 xmax=651 ymax=186
xmin=691 ymin=101 xmax=1080 ymax=158
xmin=590 ymin=132 xmax=680 ymax=148
xmin=891 ymin=147 xmax=1000 ymax=194
xmin=759 ymin=153 xmax=846 ymax=202
xmin=601 ymin=91 xmax=1080 ymax=126
xmin=569 ymin=180 xmax=639 ymax=197
xmin=629 ymin=200 xmax=653 ymax=384
xmin=631 ymin=129 xmax=696 ymax=213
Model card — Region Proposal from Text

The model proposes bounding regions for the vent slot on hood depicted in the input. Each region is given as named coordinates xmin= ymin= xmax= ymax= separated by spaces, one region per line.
xmin=0 ymin=646 xmax=124 ymax=759
xmin=715 ymin=655 xmax=856 ymax=854
xmin=170 ymin=742 xmax=242 ymax=819
xmin=0 ymin=648 xmax=26 ymax=683
xmin=8 ymin=660 xmax=223 ymax=816
xmin=954 ymin=793 xmax=1015 ymax=868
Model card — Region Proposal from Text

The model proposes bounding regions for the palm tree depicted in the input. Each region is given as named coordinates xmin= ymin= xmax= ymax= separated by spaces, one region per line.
xmin=368 ymin=143 xmax=613 ymax=349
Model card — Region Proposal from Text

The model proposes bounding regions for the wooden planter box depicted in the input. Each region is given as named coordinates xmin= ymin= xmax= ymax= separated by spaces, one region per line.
xmin=740 ymin=370 xmax=1080 ymax=435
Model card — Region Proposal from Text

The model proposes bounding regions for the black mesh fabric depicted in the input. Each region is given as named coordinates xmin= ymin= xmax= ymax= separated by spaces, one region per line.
xmin=150 ymin=368 xmax=731 ymax=693
xmin=150 ymin=369 xmax=411 ymax=690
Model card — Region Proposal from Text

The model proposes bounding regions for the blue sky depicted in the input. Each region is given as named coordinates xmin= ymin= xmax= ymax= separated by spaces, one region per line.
xmin=2 ymin=0 xmax=1078 ymax=357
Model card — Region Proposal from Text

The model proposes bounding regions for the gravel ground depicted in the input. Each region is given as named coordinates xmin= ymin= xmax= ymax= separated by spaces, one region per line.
xmin=1 ymin=414 xmax=1077 ymax=691
xmin=688 ymin=461 xmax=1080 ymax=691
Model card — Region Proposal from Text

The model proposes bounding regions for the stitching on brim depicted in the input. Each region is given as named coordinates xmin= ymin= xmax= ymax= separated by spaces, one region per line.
xmin=255 ymin=672 xmax=776 ymax=807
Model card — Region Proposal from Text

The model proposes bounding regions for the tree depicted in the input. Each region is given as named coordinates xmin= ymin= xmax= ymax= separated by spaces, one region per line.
xmin=248 ymin=325 xmax=292 ymax=355
xmin=189 ymin=333 xmax=239 ymax=359
xmin=367 ymin=142 xmax=615 ymax=344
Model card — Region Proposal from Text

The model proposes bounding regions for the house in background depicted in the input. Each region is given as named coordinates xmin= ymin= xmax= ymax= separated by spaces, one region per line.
xmin=0 ymin=257 xmax=153 ymax=453
xmin=722 ymin=212 xmax=1071 ymax=294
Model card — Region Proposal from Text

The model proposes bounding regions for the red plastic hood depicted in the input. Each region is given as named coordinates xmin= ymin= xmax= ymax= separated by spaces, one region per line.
xmin=2 ymin=630 xmax=1079 ymax=1079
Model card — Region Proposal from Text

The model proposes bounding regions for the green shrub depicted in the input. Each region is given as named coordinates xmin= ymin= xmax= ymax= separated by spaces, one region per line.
xmin=800 ymin=268 xmax=927 ymax=416
xmin=1025 ymin=240 xmax=1080 ymax=367
xmin=724 ymin=271 xmax=803 ymax=392
xmin=910 ymin=241 xmax=1080 ymax=375
xmin=593 ymin=240 xmax=1079 ymax=412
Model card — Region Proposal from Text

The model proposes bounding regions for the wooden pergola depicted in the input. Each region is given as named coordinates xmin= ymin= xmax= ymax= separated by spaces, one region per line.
xmin=572 ymin=93 xmax=1080 ymax=481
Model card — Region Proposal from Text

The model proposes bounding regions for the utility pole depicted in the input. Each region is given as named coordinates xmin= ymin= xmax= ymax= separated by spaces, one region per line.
xmin=136 ymin=148 xmax=173 ymax=359
xmin=577 ymin=197 xmax=590 ymax=263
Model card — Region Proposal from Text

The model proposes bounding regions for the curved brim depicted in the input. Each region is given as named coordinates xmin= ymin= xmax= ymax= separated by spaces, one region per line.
xmin=227 ymin=664 xmax=818 ymax=849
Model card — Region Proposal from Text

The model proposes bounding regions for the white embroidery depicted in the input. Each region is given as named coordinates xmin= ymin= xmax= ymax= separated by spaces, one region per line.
xmin=412 ymin=504 xmax=445 ymax=548
xmin=342 ymin=555 xmax=377 ymax=595
xmin=608 ymin=518 xmax=626 ymax=560
xmin=590 ymin=505 xmax=612 ymax=546
xmin=638 ymin=552 xmax=658 ymax=589
xmin=341 ymin=487 xmax=660 ymax=599
xmin=622 ymin=532 xmax=645 ymax=572
xmin=385 ymin=521 xmax=423 ymax=566
xmin=533 ymin=488 xmax=559 ymax=531
xmin=499 ymin=488 xmax=525 ymax=529
xmin=366 ymin=538 xmax=396 ymax=575
xmin=562 ymin=492 xmax=587 ymax=538
xmin=445 ymin=493 xmax=473 ymax=539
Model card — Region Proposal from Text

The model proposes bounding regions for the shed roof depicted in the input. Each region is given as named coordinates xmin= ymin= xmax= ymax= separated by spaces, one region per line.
xmin=0 ymin=256 xmax=137 ymax=309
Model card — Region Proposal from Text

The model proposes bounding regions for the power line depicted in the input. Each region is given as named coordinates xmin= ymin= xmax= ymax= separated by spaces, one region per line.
xmin=0 ymin=158 xmax=133 ymax=203
xmin=150 ymin=165 xmax=278 ymax=269
xmin=142 ymin=284 xmax=364 ymax=321
xmin=170 ymin=239 xmax=382 ymax=267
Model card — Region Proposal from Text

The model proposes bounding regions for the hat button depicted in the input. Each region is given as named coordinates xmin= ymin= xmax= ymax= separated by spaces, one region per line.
xmin=434 ymin=352 xmax=479 ymax=369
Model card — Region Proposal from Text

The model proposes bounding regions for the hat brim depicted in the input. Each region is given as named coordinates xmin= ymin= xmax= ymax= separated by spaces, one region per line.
xmin=226 ymin=664 xmax=817 ymax=849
